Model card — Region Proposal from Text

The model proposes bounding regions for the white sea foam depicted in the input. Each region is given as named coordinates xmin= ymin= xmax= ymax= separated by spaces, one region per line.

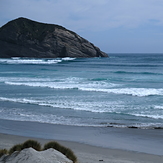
xmin=0 ymin=76 xmax=82 ymax=83
xmin=1 ymin=96 xmax=162 ymax=119
xmin=0 ymin=106 xmax=77 ymax=126
xmin=5 ymin=81 xmax=80 ymax=89
xmin=0 ymin=77 xmax=53 ymax=82
xmin=0 ymin=97 xmax=41 ymax=105
xmin=133 ymin=113 xmax=163 ymax=120
xmin=154 ymin=105 xmax=163 ymax=110
xmin=4 ymin=79 xmax=163 ymax=97
xmin=0 ymin=57 xmax=76 ymax=65
xmin=1 ymin=96 xmax=163 ymax=127
xmin=0 ymin=96 xmax=123 ymax=113
xmin=0 ymin=59 xmax=58 ymax=64
xmin=1 ymin=54 xmax=163 ymax=128
xmin=0 ymin=97 xmax=111 ymax=125
xmin=62 ymin=57 xmax=76 ymax=61
xmin=4 ymin=78 xmax=117 ymax=90
xmin=79 ymin=87 xmax=163 ymax=97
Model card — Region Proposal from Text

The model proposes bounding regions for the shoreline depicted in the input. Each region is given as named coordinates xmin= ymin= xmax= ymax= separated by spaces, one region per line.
xmin=0 ymin=119 xmax=163 ymax=162
xmin=0 ymin=133 xmax=163 ymax=163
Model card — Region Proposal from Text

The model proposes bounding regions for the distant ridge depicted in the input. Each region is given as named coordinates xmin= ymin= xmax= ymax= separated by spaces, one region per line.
xmin=0 ymin=17 xmax=108 ymax=58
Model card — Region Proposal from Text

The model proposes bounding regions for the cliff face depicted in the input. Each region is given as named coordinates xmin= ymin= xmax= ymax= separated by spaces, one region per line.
xmin=0 ymin=17 xmax=108 ymax=58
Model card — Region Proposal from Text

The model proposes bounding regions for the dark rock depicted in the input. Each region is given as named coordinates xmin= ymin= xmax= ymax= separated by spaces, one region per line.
xmin=128 ymin=126 xmax=138 ymax=129
xmin=153 ymin=127 xmax=163 ymax=130
xmin=0 ymin=17 xmax=108 ymax=58
xmin=107 ymin=125 xmax=113 ymax=128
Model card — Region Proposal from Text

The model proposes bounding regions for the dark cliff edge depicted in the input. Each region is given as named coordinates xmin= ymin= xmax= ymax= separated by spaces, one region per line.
xmin=0 ymin=17 xmax=108 ymax=58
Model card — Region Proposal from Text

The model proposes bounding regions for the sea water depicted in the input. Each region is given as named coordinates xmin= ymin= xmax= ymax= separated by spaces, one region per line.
xmin=0 ymin=53 xmax=163 ymax=129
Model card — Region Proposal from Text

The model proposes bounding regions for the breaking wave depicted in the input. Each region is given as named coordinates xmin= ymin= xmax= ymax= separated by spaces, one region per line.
xmin=0 ymin=57 xmax=76 ymax=65
xmin=4 ymin=81 xmax=163 ymax=97
xmin=0 ymin=96 xmax=124 ymax=113
xmin=79 ymin=87 xmax=163 ymax=97
xmin=0 ymin=96 xmax=163 ymax=128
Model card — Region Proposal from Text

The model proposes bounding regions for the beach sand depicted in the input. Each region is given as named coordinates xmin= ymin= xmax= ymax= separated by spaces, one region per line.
xmin=0 ymin=119 xmax=163 ymax=163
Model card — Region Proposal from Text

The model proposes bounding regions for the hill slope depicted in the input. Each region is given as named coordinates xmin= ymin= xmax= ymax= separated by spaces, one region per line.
xmin=0 ymin=17 xmax=108 ymax=58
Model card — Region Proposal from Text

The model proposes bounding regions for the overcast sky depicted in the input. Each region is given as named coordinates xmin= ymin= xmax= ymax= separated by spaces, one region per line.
xmin=0 ymin=0 xmax=163 ymax=53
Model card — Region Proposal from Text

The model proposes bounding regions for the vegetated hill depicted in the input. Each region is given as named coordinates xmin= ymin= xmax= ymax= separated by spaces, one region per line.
xmin=0 ymin=17 xmax=108 ymax=58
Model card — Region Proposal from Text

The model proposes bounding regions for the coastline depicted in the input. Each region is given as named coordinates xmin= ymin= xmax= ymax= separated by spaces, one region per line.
xmin=0 ymin=119 xmax=163 ymax=163
xmin=1 ymin=133 xmax=163 ymax=163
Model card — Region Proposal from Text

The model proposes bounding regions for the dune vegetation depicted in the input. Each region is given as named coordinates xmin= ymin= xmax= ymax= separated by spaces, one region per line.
xmin=0 ymin=139 xmax=77 ymax=163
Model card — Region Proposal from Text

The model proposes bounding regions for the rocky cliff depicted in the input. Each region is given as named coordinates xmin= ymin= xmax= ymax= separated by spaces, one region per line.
xmin=0 ymin=17 xmax=108 ymax=58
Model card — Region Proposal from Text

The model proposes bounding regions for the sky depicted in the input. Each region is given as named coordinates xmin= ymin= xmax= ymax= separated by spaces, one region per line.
xmin=0 ymin=0 xmax=163 ymax=53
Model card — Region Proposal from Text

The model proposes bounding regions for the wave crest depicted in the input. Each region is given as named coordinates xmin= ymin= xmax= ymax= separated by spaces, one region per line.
xmin=0 ymin=57 xmax=76 ymax=65
xmin=4 ymin=80 xmax=163 ymax=97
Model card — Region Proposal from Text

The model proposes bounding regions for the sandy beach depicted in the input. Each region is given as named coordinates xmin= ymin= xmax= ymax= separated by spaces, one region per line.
xmin=0 ymin=119 xmax=163 ymax=163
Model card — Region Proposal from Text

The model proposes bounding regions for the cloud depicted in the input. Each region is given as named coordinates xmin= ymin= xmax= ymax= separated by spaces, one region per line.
xmin=0 ymin=0 xmax=163 ymax=53
xmin=1 ymin=0 xmax=163 ymax=32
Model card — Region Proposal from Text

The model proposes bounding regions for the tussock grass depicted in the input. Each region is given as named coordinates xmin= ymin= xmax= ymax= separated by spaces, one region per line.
xmin=9 ymin=144 xmax=23 ymax=154
xmin=44 ymin=141 xmax=77 ymax=163
xmin=8 ymin=140 xmax=41 ymax=154
xmin=22 ymin=140 xmax=41 ymax=151
xmin=44 ymin=141 xmax=61 ymax=151
xmin=0 ymin=149 xmax=8 ymax=157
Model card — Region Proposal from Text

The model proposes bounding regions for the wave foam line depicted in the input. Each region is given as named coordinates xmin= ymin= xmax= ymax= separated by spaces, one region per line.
xmin=79 ymin=87 xmax=163 ymax=97
xmin=132 ymin=113 xmax=163 ymax=120
xmin=0 ymin=97 xmax=41 ymax=105
xmin=0 ymin=96 xmax=121 ymax=113
xmin=0 ymin=59 xmax=61 ymax=64
xmin=5 ymin=81 xmax=80 ymax=89
xmin=4 ymin=79 xmax=117 ymax=89
xmin=154 ymin=105 xmax=163 ymax=110
xmin=0 ymin=57 xmax=76 ymax=65
xmin=5 ymin=81 xmax=163 ymax=97
xmin=1 ymin=97 xmax=163 ymax=120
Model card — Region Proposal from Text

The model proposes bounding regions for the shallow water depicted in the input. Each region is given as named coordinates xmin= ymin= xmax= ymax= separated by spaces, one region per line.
xmin=0 ymin=53 xmax=163 ymax=129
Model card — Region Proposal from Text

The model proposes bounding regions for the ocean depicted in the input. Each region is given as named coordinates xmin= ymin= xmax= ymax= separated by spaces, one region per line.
xmin=0 ymin=53 xmax=163 ymax=129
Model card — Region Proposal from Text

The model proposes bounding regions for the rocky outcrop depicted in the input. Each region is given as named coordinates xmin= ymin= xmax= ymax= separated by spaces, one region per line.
xmin=0 ymin=148 xmax=72 ymax=163
xmin=0 ymin=17 xmax=108 ymax=58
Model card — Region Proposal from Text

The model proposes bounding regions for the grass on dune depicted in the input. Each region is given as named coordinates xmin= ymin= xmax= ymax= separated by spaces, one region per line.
xmin=0 ymin=139 xmax=77 ymax=163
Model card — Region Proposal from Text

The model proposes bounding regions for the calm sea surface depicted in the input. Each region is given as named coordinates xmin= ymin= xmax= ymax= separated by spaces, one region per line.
xmin=0 ymin=53 xmax=163 ymax=129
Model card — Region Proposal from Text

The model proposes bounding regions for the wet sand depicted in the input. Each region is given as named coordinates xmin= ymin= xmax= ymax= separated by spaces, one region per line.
xmin=0 ymin=119 xmax=163 ymax=163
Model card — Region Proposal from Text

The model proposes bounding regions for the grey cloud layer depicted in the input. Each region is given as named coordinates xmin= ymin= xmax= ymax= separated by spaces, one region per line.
xmin=0 ymin=0 xmax=163 ymax=31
